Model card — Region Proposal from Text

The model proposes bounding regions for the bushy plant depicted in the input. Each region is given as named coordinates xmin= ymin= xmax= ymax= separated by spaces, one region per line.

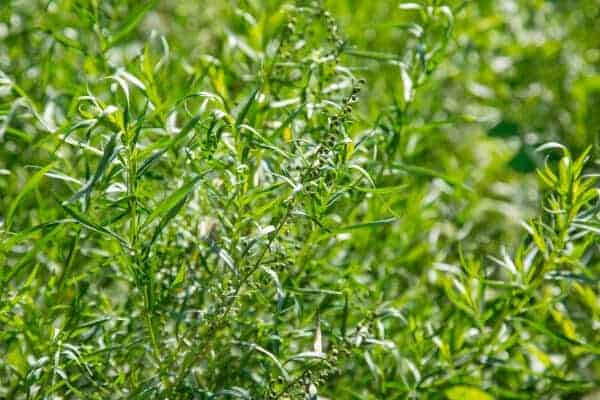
xmin=1 ymin=1 xmax=598 ymax=399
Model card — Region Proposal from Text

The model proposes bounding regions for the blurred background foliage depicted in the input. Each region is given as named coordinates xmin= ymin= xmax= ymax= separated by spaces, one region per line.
xmin=1 ymin=0 xmax=599 ymax=398
xmin=3 ymin=0 xmax=599 ymax=246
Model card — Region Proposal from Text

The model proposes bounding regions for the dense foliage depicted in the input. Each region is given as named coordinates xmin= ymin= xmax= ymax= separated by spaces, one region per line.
xmin=1 ymin=1 xmax=599 ymax=398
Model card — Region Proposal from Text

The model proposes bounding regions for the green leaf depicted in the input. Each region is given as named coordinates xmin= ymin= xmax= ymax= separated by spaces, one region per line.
xmin=349 ymin=164 xmax=375 ymax=187
xmin=316 ymin=217 xmax=396 ymax=242
xmin=62 ymin=205 xmax=129 ymax=248
xmin=214 ymin=388 xmax=251 ymax=399
xmin=334 ymin=217 xmax=396 ymax=232
xmin=171 ymin=114 xmax=204 ymax=151
xmin=145 ymin=196 xmax=188 ymax=254
xmin=106 ymin=1 xmax=158 ymax=50
xmin=354 ymin=184 xmax=410 ymax=195
xmin=573 ymin=222 xmax=600 ymax=236
xmin=136 ymin=149 xmax=167 ymax=178
xmin=47 ymin=28 xmax=84 ymax=51
xmin=65 ymin=132 xmax=120 ymax=205
xmin=143 ymin=176 xmax=203 ymax=228
xmin=7 ymin=343 xmax=27 ymax=376
xmin=1 ymin=219 xmax=72 ymax=252
xmin=172 ymin=263 xmax=187 ymax=287
xmin=285 ymin=351 xmax=327 ymax=363
xmin=445 ymin=386 xmax=494 ymax=400
xmin=346 ymin=49 xmax=400 ymax=61
xmin=398 ymin=3 xmax=423 ymax=11
xmin=514 ymin=317 xmax=600 ymax=354
xmin=5 ymin=162 xmax=56 ymax=232
xmin=240 ymin=341 xmax=289 ymax=381
xmin=234 ymin=86 xmax=260 ymax=127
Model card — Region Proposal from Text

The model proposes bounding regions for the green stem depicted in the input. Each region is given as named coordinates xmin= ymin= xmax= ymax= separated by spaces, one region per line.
xmin=143 ymin=284 xmax=162 ymax=363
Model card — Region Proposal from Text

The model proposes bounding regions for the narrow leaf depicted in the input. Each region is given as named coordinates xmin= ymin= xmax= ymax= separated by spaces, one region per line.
xmin=62 ymin=205 xmax=129 ymax=248
xmin=143 ymin=176 xmax=202 ymax=228
xmin=5 ymin=162 xmax=56 ymax=232
xmin=65 ymin=132 xmax=119 ymax=205
xmin=234 ymin=86 xmax=260 ymax=127
xmin=106 ymin=1 xmax=158 ymax=49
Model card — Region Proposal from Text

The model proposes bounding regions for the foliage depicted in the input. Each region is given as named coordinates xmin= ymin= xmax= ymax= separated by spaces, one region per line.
xmin=1 ymin=0 xmax=599 ymax=398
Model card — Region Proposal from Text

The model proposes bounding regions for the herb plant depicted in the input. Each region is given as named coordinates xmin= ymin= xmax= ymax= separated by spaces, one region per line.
xmin=1 ymin=1 xmax=599 ymax=399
